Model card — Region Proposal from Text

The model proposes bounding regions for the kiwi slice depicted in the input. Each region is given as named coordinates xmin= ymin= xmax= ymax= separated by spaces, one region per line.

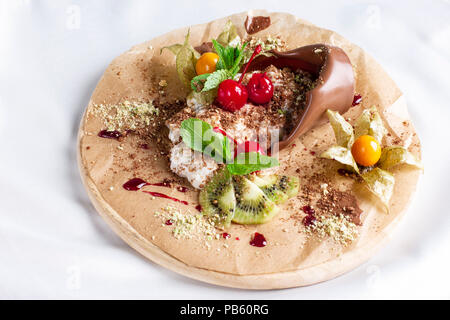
xmin=247 ymin=174 xmax=299 ymax=204
xmin=231 ymin=175 xmax=279 ymax=224
xmin=199 ymin=168 xmax=236 ymax=227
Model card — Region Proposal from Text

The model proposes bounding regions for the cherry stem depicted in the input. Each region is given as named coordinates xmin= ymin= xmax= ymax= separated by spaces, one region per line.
xmin=213 ymin=127 xmax=238 ymax=146
xmin=238 ymin=44 xmax=262 ymax=84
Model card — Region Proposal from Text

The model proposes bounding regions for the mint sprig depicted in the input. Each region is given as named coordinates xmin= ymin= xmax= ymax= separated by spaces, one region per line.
xmin=180 ymin=118 xmax=279 ymax=175
xmin=190 ymin=41 xmax=248 ymax=93
xmin=190 ymin=73 xmax=211 ymax=92
xmin=226 ymin=152 xmax=279 ymax=176
xmin=191 ymin=69 xmax=231 ymax=92
xmin=213 ymin=39 xmax=248 ymax=76
xmin=180 ymin=118 xmax=232 ymax=163
xmin=204 ymin=69 xmax=232 ymax=91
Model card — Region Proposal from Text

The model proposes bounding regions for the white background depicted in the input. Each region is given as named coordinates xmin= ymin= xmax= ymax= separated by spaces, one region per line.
xmin=1 ymin=0 xmax=449 ymax=299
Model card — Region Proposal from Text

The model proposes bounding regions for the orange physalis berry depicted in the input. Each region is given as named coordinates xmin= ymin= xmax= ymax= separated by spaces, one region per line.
xmin=351 ymin=135 xmax=381 ymax=167
xmin=195 ymin=52 xmax=219 ymax=75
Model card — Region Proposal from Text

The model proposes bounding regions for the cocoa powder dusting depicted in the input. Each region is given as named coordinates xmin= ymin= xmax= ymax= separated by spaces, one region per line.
xmin=316 ymin=188 xmax=363 ymax=225
xmin=292 ymin=173 xmax=363 ymax=228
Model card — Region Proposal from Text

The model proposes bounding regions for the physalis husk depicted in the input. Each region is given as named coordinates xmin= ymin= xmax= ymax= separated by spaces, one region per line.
xmin=321 ymin=106 xmax=422 ymax=211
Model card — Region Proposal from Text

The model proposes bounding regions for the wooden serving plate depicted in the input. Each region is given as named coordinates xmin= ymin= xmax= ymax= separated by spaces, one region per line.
xmin=77 ymin=10 xmax=421 ymax=289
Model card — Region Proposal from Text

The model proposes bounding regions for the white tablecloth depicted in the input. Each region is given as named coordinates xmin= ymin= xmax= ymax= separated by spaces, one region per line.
xmin=1 ymin=0 xmax=449 ymax=299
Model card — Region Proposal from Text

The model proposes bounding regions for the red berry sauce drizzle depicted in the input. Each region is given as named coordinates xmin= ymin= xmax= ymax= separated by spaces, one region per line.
xmin=250 ymin=232 xmax=267 ymax=247
xmin=222 ymin=232 xmax=231 ymax=239
xmin=142 ymin=191 xmax=189 ymax=205
xmin=302 ymin=205 xmax=316 ymax=227
xmin=352 ymin=94 xmax=362 ymax=106
xmin=151 ymin=181 xmax=171 ymax=188
xmin=123 ymin=178 xmax=148 ymax=191
xmin=98 ymin=130 xmax=122 ymax=140
xmin=122 ymin=178 xmax=189 ymax=205
xmin=123 ymin=178 xmax=188 ymax=191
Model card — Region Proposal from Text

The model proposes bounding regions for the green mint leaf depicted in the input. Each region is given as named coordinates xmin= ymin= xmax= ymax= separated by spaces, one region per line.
xmin=216 ymin=59 xmax=226 ymax=70
xmin=180 ymin=118 xmax=210 ymax=153
xmin=223 ymin=46 xmax=236 ymax=70
xmin=212 ymin=40 xmax=236 ymax=70
xmin=190 ymin=73 xmax=211 ymax=92
xmin=229 ymin=42 xmax=248 ymax=76
xmin=202 ymin=69 xmax=231 ymax=92
xmin=226 ymin=152 xmax=279 ymax=175
xmin=212 ymin=40 xmax=248 ymax=78
xmin=180 ymin=118 xmax=232 ymax=163
xmin=212 ymin=40 xmax=226 ymax=70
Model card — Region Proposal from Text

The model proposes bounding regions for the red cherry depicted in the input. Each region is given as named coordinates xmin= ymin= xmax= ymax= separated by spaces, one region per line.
xmin=247 ymin=72 xmax=274 ymax=104
xmin=216 ymin=45 xmax=262 ymax=113
xmin=217 ymin=79 xmax=248 ymax=112
xmin=235 ymin=141 xmax=265 ymax=158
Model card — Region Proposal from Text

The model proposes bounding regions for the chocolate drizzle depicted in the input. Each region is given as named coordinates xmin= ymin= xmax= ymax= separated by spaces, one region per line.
xmin=194 ymin=42 xmax=214 ymax=54
xmin=248 ymin=44 xmax=355 ymax=151
xmin=245 ymin=16 xmax=271 ymax=34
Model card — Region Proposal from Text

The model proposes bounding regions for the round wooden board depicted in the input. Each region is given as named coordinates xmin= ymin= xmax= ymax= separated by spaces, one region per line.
xmin=77 ymin=11 xmax=422 ymax=289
